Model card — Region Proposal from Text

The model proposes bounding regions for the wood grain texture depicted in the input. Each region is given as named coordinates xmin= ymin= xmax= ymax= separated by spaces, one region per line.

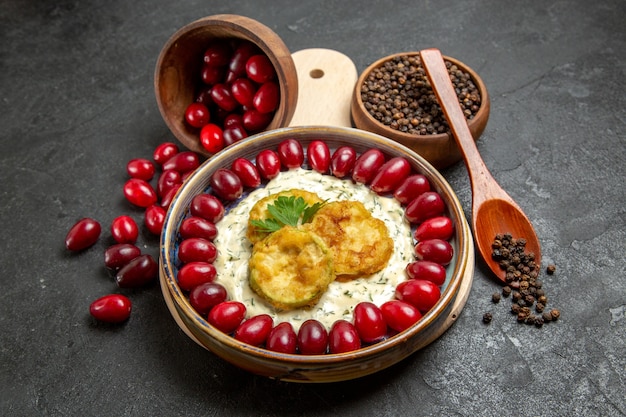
xmin=289 ymin=48 xmax=357 ymax=127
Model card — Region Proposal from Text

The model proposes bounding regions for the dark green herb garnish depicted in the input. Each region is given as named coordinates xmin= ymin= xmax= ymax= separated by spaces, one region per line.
xmin=250 ymin=195 xmax=325 ymax=233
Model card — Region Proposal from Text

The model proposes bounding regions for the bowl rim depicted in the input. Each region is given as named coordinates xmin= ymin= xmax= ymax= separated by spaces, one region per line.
xmin=352 ymin=51 xmax=490 ymax=142
xmin=159 ymin=126 xmax=473 ymax=368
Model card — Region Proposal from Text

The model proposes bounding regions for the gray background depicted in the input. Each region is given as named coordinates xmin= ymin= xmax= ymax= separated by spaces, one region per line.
xmin=1 ymin=0 xmax=624 ymax=416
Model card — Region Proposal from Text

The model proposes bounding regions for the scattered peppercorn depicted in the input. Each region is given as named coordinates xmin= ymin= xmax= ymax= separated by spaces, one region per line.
xmin=502 ymin=286 xmax=512 ymax=297
xmin=483 ymin=312 xmax=493 ymax=324
xmin=485 ymin=233 xmax=561 ymax=327
xmin=550 ymin=309 xmax=560 ymax=321
xmin=360 ymin=55 xmax=481 ymax=135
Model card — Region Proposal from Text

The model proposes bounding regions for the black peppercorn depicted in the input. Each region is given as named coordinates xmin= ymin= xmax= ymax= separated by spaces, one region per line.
xmin=547 ymin=264 xmax=556 ymax=275
xmin=492 ymin=292 xmax=501 ymax=303
xmin=489 ymin=233 xmax=560 ymax=328
xmin=361 ymin=55 xmax=481 ymax=135
xmin=482 ymin=313 xmax=493 ymax=324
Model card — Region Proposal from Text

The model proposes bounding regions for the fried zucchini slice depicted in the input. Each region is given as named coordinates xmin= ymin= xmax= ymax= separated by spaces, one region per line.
xmin=249 ymin=226 xmax=334 ymax=310
xmin=246 ymin=189 xmax=323 ymax=244
xmin=303 ymin=200 xmax=393 ymax=279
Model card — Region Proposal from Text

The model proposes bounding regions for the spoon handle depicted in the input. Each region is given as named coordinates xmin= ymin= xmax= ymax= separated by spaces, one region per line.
xmin=419 ymin=48 xmax=498 ymax=204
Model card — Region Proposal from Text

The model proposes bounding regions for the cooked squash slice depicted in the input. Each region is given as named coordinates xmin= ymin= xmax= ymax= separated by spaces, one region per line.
xmin=249 ymin=226 xmax=334 ymax=310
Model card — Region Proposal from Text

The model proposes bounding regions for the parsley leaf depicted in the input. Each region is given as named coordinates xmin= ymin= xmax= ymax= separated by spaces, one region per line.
xmin=250 ymin=218 xmax=283 ymax=233
xmin=302 ymin=201 xmax=325 ymax=224
xmin=268 ymin=196 xmax=307 ymax=227
xmin=249 ymin=195 xmax=325 ymax=234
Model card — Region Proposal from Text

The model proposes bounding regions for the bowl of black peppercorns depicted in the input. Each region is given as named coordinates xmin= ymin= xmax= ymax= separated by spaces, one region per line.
xmin=351 ymin=52 xmax=490 ymax=169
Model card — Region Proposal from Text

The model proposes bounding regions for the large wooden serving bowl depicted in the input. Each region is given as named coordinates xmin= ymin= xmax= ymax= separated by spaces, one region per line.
xmin=159 ymin=126 xmax=474 ymax=383
xmin=154 ymin=14 xmax=298 ymax=157
xmin=351 ymin=52 xmax=490 ymax=169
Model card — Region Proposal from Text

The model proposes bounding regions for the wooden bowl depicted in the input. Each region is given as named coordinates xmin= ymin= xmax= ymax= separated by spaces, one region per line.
xmin=351 ymin=52 xmax=490 ymax=169
xmin=154 ymin=14 xmax=298 ymax=156
xmin=159 ymin=126 xmax=475 ymax=383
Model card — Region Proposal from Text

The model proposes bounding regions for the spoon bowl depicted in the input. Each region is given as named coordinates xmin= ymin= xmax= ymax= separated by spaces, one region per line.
xmin=473 ymin=199 xmax=541 ymax=281
xmin=420 ymin=48 xmax=541 ymax=283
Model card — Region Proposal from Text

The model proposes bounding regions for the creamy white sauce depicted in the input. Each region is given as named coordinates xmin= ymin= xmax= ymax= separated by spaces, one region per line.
xmin=212 ymin=168 xmax=413 ymax=331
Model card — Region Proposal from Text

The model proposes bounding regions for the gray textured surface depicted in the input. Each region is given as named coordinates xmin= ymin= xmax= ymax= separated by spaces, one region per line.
xmin=1 ymin=1 xmax=625 ymax=416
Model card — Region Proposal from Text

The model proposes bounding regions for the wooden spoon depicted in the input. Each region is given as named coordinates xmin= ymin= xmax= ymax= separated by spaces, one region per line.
xmin=419 ymin=48 xmax=541 ymax=283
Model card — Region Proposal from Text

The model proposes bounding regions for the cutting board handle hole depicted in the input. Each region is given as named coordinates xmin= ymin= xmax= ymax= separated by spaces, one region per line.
xmin=309 ymin=68 xmax=325 ymax=79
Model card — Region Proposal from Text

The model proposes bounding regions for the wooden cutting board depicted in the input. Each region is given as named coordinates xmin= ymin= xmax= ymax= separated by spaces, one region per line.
xmin=288 ymin=48 xmax=358 ymax=128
